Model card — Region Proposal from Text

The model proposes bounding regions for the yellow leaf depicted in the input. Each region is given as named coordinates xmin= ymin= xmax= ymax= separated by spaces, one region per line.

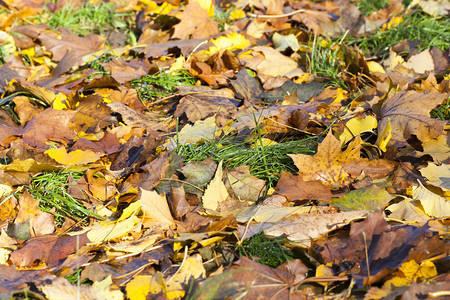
xmin=203 ymin=33 xmax=251 ymax=55
xmin=140 ymin=189 xmax=175 ymax=228
xmin=0 ymin=184 xmax=12 ymax=198
xmin=376 ymin=117 xmax=392 ymax=152
xmin=387 ymin=199 xmax=430 ymax=224
xmin=417 ymin=260 xmax=437 ymax=279
xmin=412 ymin=181 xmax=450 ymax=218
xmin=52 ymin=93 xmax=69 ymax=110
xmin=169 ymin=56 xmax=186 ymax=73
xmin=166 ymin=254 xmax=206 ymax=298
xmin=126 ymin=273 xmax=166 ymax=300
xmin=420 ymin=163 xmax=450 ymax=192
xmin=367 ymin=61 xmax=386 ymax=73
xmin=145 ymin=1 xmax=177 ymax=14
xmin=45 ymin=147 xmax=102 ymax=166
xmin=87 ymin=215 xmax=140 ymax=244
xmin=399 ymin=260 xmax=420 ymax=281
xmin=230 ymin=9 xmax=245 ymax=19
xmin=202 ymin=160 xmax=229 ymax=211
xmin=330 ymin=88 xmax=348 ymax=105
xmin=174 ymin=116 xmax=220 ymax=146
xmin=289 ymin=132 xmax=361 ymax=187
xmin=0 ymin=158 xmax=60 ymax=172
xmin=339 ymin=115 xmax=378 ymax=145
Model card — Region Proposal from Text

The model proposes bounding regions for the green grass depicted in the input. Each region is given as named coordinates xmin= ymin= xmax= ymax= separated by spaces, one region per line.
xmin=13 ymin=171 xmax=98 ymax=226
xmin=431 ymin=97 xmax=450 ymax=120
xmin=305 ymin=34 xmax=349 ymax=90
xmin=42 ymin=2 xmax=134 ymax=38
xmin=177 ymin=134 xmax=316 ymax=189
xmin=348 ymin=8 xmax=449 ymax=58
xmin=214 ymin=6 xmax=232 ymax=31
xmin=237 ymin=232 xmax=295 ymax=268
xmin=356 ymin=0 xmax=389 ymax=16
xmin=65 ymin=268 xmax=92 ymax=285
xmin=130 ymin=70 xmax=197 ymax=103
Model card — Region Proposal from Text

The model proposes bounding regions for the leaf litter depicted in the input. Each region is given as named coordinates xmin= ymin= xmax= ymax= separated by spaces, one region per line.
xmin=0 ymin=0 xmax=449 ymax=299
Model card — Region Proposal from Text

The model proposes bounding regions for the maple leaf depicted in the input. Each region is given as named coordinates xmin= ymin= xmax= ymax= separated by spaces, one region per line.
xmin=376 ymin=91 xmax=448 ymax=148
xmin=289 ymin=131 xmax=361 ymax=188
xmin=172 ymin=1 xmax=219 ymax=40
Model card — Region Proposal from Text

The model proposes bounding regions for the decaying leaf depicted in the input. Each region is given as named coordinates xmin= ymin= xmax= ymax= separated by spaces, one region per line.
xmin=202 ymin=161 xmax=229 ymax=211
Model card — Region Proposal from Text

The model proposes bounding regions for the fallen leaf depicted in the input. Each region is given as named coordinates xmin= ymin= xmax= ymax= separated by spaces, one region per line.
xmin=376 ymin=91 xmax=448 ymax=148
xmin=332 ymin=185 xmax=394 ymax=212
xmin=386 ymin=199 xmax=430 ymax=224
xmin=275 ymin=172 xmax=334 ymax=202
xmin=314 ymin=211 xmax=448 ymax=287
xmin=202 ymin=161 xmax=229 ymax=211
xmin=140 ymin=188 xmax=175 ymax=229
xmin=420 ymin=163 xmax=450 ymax=191
xmin=40 ymin=276 xmax=123 ymax=300
xmin=289 ymin=132 xmax=361 ymax=188
xmin=225 ymin=165 xmax=265 ymax=202
xmin=244 ymin=46 xmax=304 ymax=82
xmin=412 ymin=181 xmax=450 ymax=218
xmin=45 ymin=147 xmax=102 ymax=166
xmin=172 ymin=1 xmax=219 ymax=40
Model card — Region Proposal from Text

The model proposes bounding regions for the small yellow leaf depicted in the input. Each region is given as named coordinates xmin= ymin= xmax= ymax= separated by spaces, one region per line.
xmin=0 ymin=184 xmax=12 ymax=198
xmin=412 ymin=181 xmax=450 ymax=218
xmin=52 ymin=93 xmax=69 ymax=110
xmin=0 ymin=158 xmax=59 ymax=172
xmin=140 ymin=189 xmax=175 ymax=228
xmin=202 ymin=160 xmax=229 ymax=211
xmin=339 ymin=115 xmax=378 ymax=145
xmin=367 ymin=61 xmax=386 ymax=73
xmin=166 ymin=254 xmax=206 ymax=299
xmin=87 ymin=215 xmax=140 ymax=244
xmin=417 ymin=260 xmax=437 ymax=279
xmin=126 ymin=273 xmax=166 ymax=300
xmin=376 ymin=118 xmax=392 ymax=152
xmin=45 ymin=147 xmax=102 ymax=165
xmin=230 ymin=9 xmax=245 ymax=19
xmin=203 ymin=33 xmax=251 ymax=55
xmin=175 ymin=116 xmax=219 ymax=145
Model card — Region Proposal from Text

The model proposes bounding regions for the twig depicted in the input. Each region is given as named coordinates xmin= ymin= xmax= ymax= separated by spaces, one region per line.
xmin=248 ymin=9 xmax=306 ymax=19
xmin=167 ymin=246 xmax=188 ymax=283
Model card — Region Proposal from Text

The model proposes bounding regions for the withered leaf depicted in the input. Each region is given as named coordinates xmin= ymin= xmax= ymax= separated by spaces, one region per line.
xmin=172 ymin=1 xmax=219 ymax=40
xmin=376 ymin=91 xmax=448 ymax=148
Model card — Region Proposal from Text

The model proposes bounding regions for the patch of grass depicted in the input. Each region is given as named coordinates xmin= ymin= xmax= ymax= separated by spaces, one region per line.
xmin=431 ymin=97 xmax=450 ymax=120
xmin=177 ymin=134 xmax=316 ymax=189
xmin=214 ymin=6 xmax=232 ymax=31
xmin=349 ymin=8 xmax=449 ymax=58
xmin=14 ymin=171 xmax=96 ymax=226
xmin=356 ymin=0 xmax=389 ymax=16
xmin=306 ymin=35 xmax=349 ymax=90
xmin=42 ymin=2 xmax=133 ymax=38
xmin=237 ymin=232 xmax=295 ymax=268
xmin=65 ymin=268 xmax=92 ymax=285
xmin=130 ymin=70 xmax=196 ymax=102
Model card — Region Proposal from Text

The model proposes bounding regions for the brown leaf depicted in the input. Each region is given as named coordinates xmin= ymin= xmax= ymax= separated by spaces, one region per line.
xmin=314 ymin=211 xmax=449 ymax=287
xmin=225 ymin=165 xmax=266 ymax=202
xmin=191 ymin=257 xmax=307 ymax=299
xmin=275 ymin=172 xmax=334 ymax=202
xmin=173 ymin=94 xmax=238 ymax=123
xmin=9 ymin=233 xmax=90 ymax=267
xmin=0 ymin=265 xmax=54 ymax=293
xmin=172 ymin=1 xmax=219 ymax=40
xmin=19 ymin=107 xmax=76 ymax=148
xmin=376 ymin=91 xmax=448 ymax=148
